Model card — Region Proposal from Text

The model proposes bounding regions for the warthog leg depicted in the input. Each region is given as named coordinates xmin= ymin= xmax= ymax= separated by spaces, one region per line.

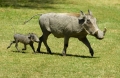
xmin=15 ymin=40 xmax=20 ymax=52
xmin=37 ymin=34 xmax=51 ymax=54
xmin=29 ymin=43 xmax=35 ymax=53
xmin=79 ymin=37 xmax=94 ymax=57
xmin=62 ymin=37 xmax=70 ymax=56
xmin=7 ymin=41 xmax=15 ymax=49
xmin=22 ymin=44 xmax=27 ymax=50
xmin=37 ymin=36 xmax=42 ymax=52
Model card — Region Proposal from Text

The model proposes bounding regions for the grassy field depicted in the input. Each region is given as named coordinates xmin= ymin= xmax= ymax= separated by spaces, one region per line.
xmin=0 ymin=0 xmax=120 ymax=78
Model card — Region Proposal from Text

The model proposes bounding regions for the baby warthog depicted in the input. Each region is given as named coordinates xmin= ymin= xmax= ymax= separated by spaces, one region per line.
xmin=7 ymin=33 xmax=39 ymax=53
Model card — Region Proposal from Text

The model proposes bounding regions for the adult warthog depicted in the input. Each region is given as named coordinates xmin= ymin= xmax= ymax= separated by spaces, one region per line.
xmin=24 ymin=10 xmax=106 ymax=56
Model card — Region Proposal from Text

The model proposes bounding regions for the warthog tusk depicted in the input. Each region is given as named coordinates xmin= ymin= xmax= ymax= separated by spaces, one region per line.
xmin=83 ymin=26 xmax=90 ymax=34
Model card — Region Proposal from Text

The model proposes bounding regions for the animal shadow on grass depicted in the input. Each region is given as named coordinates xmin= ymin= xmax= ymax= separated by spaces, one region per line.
xmin=37 ymin=51 xmax=99 ymax=58
xmin=11 ymin=50 xmax=99 ymax=58
xmin=12 ymin=50 xmax=27 ymax=54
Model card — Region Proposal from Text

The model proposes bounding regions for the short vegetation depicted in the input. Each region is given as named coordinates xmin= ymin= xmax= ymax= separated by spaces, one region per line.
xmin=0 ymin=0 xmax=120 ymax=78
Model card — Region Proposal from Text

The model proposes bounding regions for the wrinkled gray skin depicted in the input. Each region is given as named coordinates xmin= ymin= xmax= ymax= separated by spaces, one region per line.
xmin=24 ymin=10 xmax=106 ymax=56
xmin=7 ymin=33 xmax=39 ymax=53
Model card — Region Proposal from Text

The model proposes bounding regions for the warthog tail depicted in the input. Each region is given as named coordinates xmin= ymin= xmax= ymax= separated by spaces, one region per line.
xmin=23 ymin=14 xmax=42 ymax=25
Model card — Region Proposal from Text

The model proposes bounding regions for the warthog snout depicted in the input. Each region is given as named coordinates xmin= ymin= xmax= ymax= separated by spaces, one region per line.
xmin=30 ymin=33 xmax=39 ymax=43
xmin=94 ymin=28 xmax=107 ymax=40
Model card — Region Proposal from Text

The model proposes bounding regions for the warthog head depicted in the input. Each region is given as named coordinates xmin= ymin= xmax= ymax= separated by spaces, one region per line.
xmin=28 ymin=33 xmax=39 ymax=43
xmin=79 ymin=10 xmax=107 ymax=39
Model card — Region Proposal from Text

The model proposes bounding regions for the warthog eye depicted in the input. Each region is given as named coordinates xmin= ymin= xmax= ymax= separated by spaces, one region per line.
xmin=87 ymin=19 xmax=91 ymax=24
xmin=32 ymin=36 xmax=34 ymax=39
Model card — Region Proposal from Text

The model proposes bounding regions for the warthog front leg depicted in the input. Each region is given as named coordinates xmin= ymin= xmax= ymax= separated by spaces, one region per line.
xmin=79 ymin=37 xmax=94 ymax=57
xmin=15 ymin=41 xmax=20 ymax=52
xmin=37 ymin=36 xmax=42 ymax=52
xmin=29 ymin=43 xmax=35 ymax=53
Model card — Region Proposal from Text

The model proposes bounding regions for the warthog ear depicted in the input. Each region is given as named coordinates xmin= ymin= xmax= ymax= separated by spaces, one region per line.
xmin=28 ymin=36 xmax=31 ymax=40
xmin=28 ymin=35 xmax=35 ymax=41
xmin=88 ymin=10 xmax=92 ymax=15
xmin=79 ymin=11 xmax=85 ymax=24
xmin=78 ymin=18 xmax=85 ymax=25
xmin=28 ymin=35 xmax=32 ymax=40
xmin=80 ymin=11 xmax=84 ymax=15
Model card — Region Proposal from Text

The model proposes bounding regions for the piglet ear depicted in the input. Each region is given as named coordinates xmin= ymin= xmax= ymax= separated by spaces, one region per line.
xmin=28 ymin=34 xmax=32 ymax=39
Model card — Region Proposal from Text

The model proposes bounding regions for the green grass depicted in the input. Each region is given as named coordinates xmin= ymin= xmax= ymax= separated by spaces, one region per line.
xmin=0 ymin=0 xmax=120 ymax=78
